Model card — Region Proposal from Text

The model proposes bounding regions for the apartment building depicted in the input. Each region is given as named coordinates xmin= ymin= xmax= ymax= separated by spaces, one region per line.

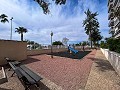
xmin=108 ymin=0 xmax=120 ymax=38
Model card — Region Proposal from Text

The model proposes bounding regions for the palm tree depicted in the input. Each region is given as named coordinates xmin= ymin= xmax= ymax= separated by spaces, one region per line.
xmin=83 ymin=9 xmax=99 ymax=48
xmin=15 ymin=27 xmax=28 ymax=41
xmin=0 ymin=14 xmax=9 ymax=23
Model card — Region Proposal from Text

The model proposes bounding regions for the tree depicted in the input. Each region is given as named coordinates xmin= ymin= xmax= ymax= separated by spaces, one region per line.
xmin=62 ymin=37 xmax=69 ymax=46
xmin=75 ymin=43 xmax=80 ymax=46
xmin=82 ymin=41 xmax=87 ymax=46
xmin=91 ymin=30 xmax=102 ymax=46
xmin=52 ymin=41 xmax=63 ymax=45
xmin=34 ymin=0 xmax=66 ymax=14
xmin=0 ymin=14 xmax=9 ymax=23
xmin=83 ymin=9 xmax=99 ymax=48
xmin=26 ymin=40 xmax=42 ymax=49
xmin=15 ymin=27 xmax=28 ymax=41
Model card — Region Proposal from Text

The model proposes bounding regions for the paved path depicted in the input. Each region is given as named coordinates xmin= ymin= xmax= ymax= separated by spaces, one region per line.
xmin=85 ymin=50 xmax=120 ymax=90
xmin=24 ymin=50 xmax=96 ymax=90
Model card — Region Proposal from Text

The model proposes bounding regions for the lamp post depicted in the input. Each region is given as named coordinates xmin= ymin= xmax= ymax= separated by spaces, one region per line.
xmin=50 ymin=31 xmax=53 ymax=58
xmin=10 ymin=17 xmax=13 ymax=40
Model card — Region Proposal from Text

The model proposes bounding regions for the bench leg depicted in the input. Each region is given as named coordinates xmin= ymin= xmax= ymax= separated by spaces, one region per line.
xmin=8 ymin=67 xmax=11 ymax=71
xmin=11 ymin=71 xmax=15 ymax=77
xmin=25 ymin=85 xmax=31 ymax=90
xmin=36 ymin=83 xmax=39 ymax=87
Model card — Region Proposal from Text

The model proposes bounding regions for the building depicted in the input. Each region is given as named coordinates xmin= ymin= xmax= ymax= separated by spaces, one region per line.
xmin=108 ymin=0 xmax=120 ymax=38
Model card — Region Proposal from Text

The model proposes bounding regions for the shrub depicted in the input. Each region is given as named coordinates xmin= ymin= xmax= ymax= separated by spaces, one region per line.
xmin=52 ymin=41 xmax=63 ymax=45
xmin=107 ymin=38 xmax=120 ymax=53
xmin=100 ymin=41 xmax=108 ymax=49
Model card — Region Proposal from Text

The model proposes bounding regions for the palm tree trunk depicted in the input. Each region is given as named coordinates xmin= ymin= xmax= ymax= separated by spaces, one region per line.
xmin=21 ymin=33 xmax=23 ymax=41
xmin=89 ymin=31 xmax=92 ymax=48
xmin=97 ymin=41 xmax=99 ymax=48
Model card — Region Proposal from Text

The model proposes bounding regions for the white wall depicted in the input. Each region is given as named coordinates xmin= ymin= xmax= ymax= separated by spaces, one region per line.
xmin=100 ymin=48 xmax=120 ymax=76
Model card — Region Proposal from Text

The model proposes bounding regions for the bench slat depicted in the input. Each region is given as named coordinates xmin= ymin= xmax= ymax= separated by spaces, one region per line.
xmin=20 ymin=65 xmax=42 ymax=82
xmin=14 ymin=68 xmax=23 ymax=79
xmin=8 ymin=62 xmax=17 ymax=70
xmin=17 ymin=67 xmax=36 ymax=84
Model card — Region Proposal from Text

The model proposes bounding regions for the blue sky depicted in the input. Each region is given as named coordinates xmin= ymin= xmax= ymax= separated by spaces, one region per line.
xmin=0 ymin=0 xmax=110 ymax=45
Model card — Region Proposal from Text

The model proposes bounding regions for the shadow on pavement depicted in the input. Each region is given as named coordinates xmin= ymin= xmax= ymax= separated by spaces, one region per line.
xmin=28 ymin=81 xmax=50 ymax=90
xmin=88 ymin=57 xmax=114 ymax=72
xmin=0 ymin=88 xmax=12 ymax=90
xmin=21 ymin=57 xmax=41 ymax=65
xmin=20 ymin=80 xmax=50 ymax=90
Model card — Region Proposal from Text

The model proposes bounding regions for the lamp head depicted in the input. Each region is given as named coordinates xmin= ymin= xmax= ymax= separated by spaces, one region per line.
xmin=51 ymin=31 xmax=53 ymax=36
xmin=10 ymin=17 xmax=13 ymax=20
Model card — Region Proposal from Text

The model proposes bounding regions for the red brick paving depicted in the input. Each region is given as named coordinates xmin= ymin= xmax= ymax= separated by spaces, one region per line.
xmin=23 ymin=50 xmax=96 ymax=90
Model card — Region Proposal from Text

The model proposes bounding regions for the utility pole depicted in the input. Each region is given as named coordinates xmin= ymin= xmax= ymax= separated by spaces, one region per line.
xmin=10 ymin=17 xmax=13 ymax=40
xmin=50 ymin=31 xmax=53 ymax=58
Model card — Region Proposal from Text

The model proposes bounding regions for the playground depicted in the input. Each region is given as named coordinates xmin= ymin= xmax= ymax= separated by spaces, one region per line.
xmin=47 ymin=46 xmax=91 ymax=59
xmin=48 ymin=51 xmax=91 ymax=59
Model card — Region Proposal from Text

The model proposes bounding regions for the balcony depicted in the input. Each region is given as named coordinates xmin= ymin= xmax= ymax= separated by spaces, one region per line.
xmin=108 ymin=19 xmax=114 ymax=27
xmin=114 ymin=0 xmax=120 ymax=11
xmin=114 ymin=18 xmax=120 ymax=27
xmin=114 ymin=29 xmax=120 ymax=38
xmin=109 ymin=27 xmax=114 ymax=34
xmin=108 ymin=0 xmax=113 ymax=12
xmin=108 ymin=0 xmax=113 ymax=6
xmin=108 ymin=11 xmax=114 ymax=20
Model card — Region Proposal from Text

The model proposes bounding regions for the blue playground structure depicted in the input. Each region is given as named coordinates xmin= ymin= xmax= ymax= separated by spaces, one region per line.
xmin=68 ymin=46 xmax=79 ymax=54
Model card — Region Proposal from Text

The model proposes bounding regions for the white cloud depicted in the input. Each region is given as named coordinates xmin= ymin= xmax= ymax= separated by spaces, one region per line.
xmin=0 ymin=0 xmax=110 ymax=44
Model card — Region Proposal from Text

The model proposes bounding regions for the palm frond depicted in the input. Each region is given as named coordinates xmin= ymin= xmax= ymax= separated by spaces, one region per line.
xmin=0 ymin=14 xmax=9 ymax=23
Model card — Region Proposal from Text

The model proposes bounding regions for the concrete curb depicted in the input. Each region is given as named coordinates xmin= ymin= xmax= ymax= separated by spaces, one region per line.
xmin=0 ymin=67 xmax=8 ymax=84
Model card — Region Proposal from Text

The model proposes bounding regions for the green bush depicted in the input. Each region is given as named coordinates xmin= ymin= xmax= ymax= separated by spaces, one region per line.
xmin=52 ymin=41 xmax=63 ymax=45
xmin=100 ymin=41 xmax=108 ymax=49
xmin=107 ymin=38 xmax=120 ymax=53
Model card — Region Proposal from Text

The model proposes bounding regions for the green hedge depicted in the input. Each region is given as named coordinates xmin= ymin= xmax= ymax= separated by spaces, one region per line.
xmin=107 ymin=38 xmax=120 ymax=53
xmin=100 ymin=41 xmax=108 ymax=49
xmin=100 ymin=38 xmax=120 ymax=53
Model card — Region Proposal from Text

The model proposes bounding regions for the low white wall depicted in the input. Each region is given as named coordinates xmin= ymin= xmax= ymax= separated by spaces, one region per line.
xmin=27 ymin=48 xmax=67 ymax=56
xmin=100 ymin=48 xmax=120 ymax=76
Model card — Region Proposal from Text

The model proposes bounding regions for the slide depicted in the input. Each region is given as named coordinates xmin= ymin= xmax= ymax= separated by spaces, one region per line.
xmin=68 ymin=46 xmax=78 ymax=54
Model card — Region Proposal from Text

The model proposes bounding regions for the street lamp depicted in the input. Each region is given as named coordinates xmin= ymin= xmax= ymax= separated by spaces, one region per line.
xmin=10 ymin=17 xmax=13 ymax=40
xmin=50 ymin=31 xmax=53 ymax=58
